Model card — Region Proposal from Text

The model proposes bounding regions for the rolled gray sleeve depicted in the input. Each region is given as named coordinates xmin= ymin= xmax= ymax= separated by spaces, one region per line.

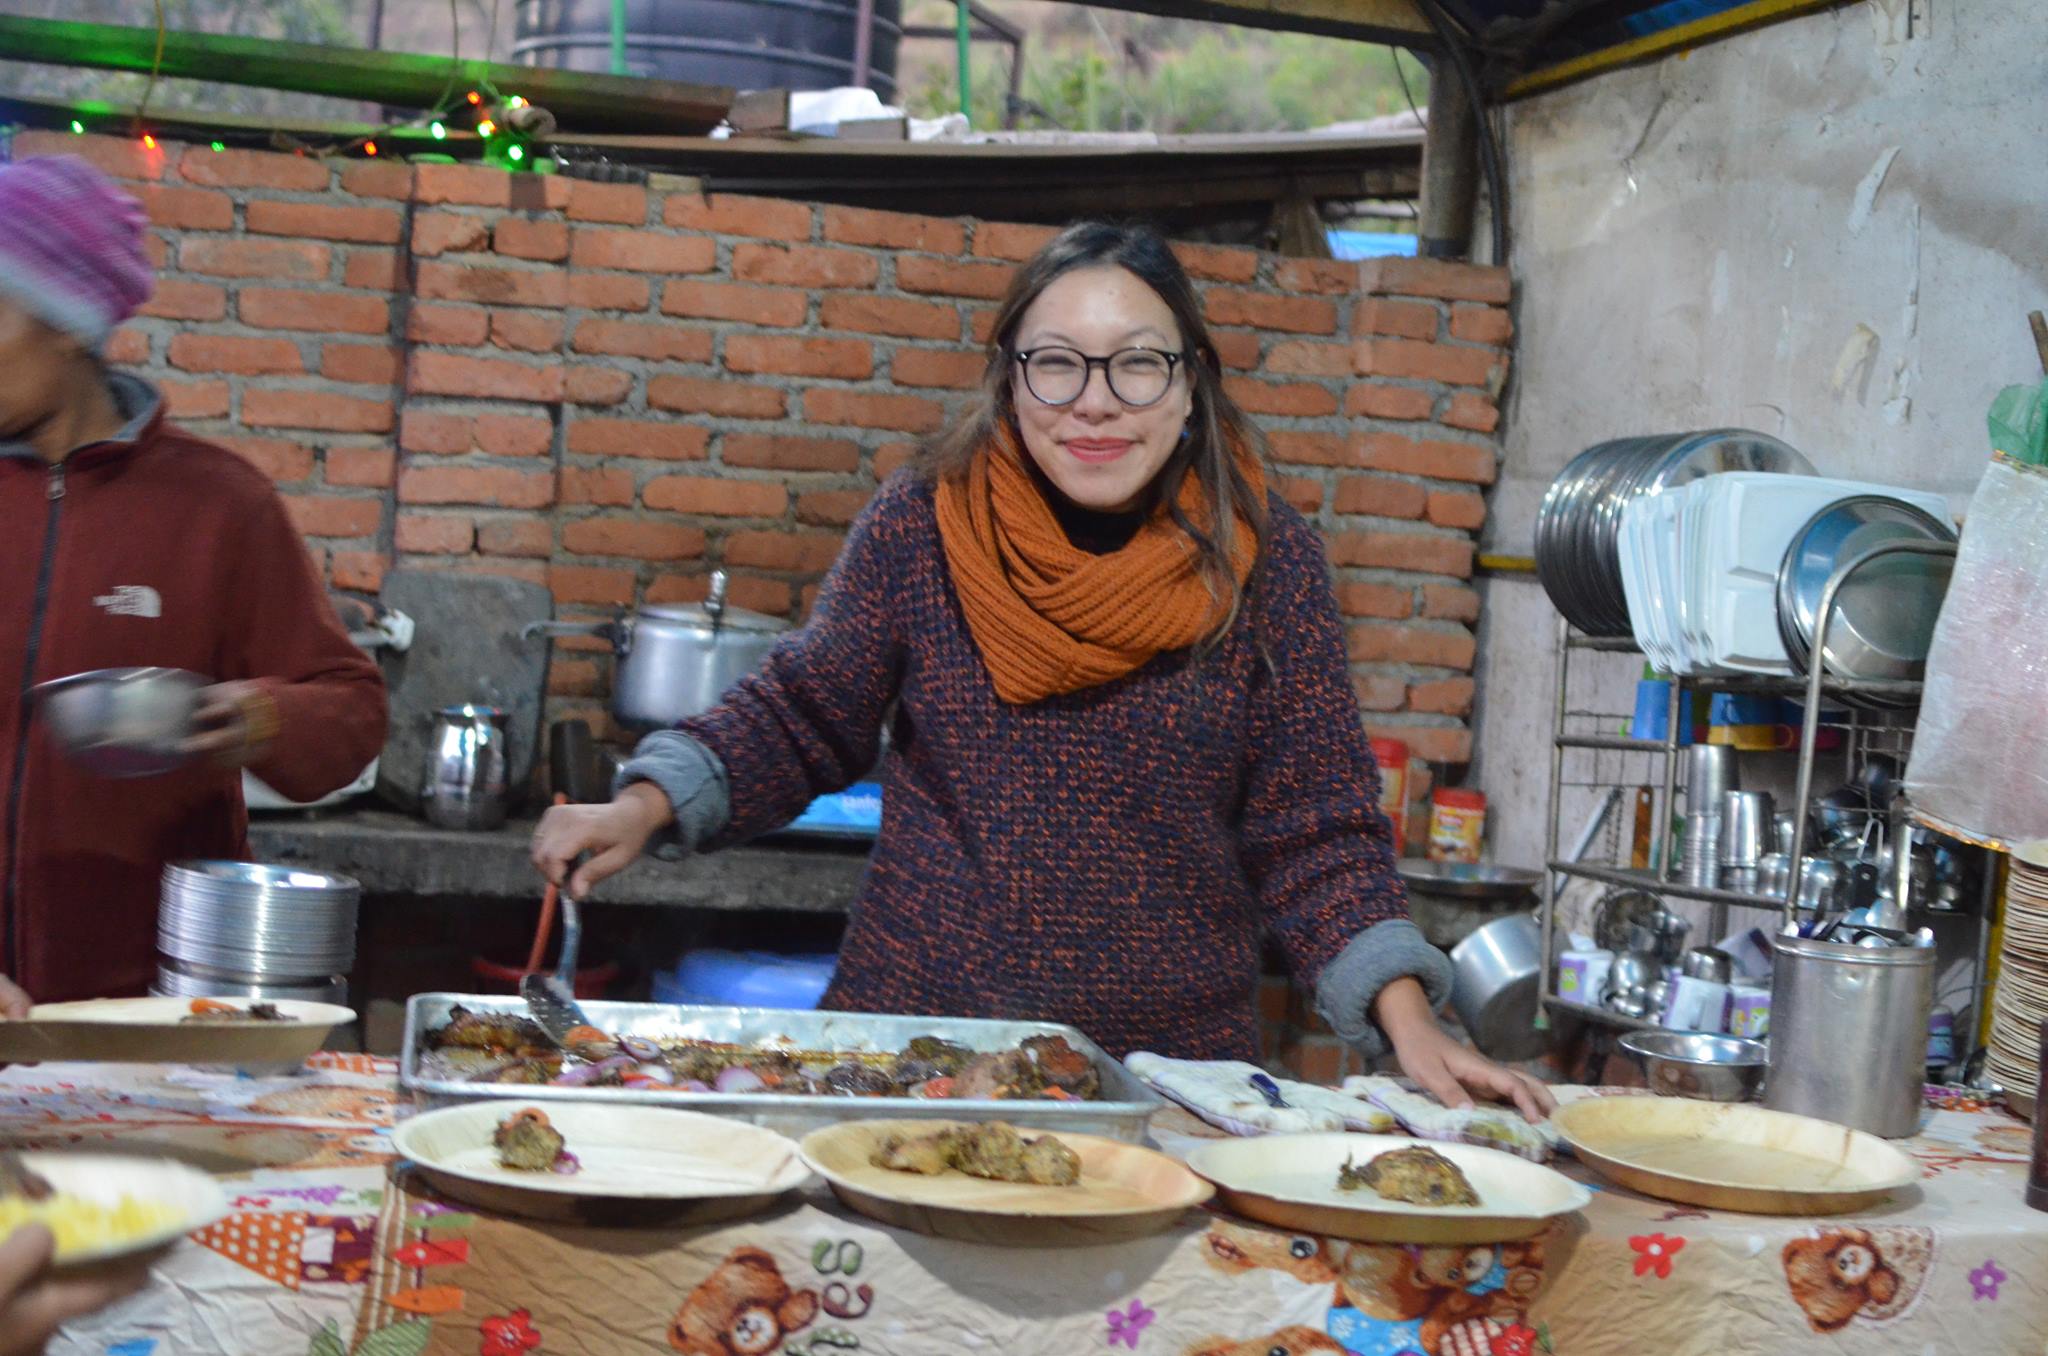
xmin=1312 ymin=918 xmax=1455 ymax=1060
xmin=614 ymin=729 xmax=733 ymax=860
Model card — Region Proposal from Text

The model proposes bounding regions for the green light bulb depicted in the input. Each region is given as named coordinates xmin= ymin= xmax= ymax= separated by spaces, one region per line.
xmin=69 ymin=120 xmax=84 ymax=134
xmin=430 ymin=121 xmax=447 ymax=141
xmin=211 ymin=141 xmax=225 ymax=152
xmin=507 ymin=144 xmax=525 ymax=163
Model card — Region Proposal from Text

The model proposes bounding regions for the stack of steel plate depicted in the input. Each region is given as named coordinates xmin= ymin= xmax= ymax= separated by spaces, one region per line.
xmin=155 ymin=861 xmax=358 ymax=1000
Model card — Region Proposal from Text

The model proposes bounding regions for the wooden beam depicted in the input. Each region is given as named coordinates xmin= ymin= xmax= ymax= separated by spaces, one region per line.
xmin=1074 ymin=0 xmax=1433 ymax=46
xmin=1503 ymin=0 xmax=1851 ymax=100
xmin=0 ymin=15 xmax=731 ymax=134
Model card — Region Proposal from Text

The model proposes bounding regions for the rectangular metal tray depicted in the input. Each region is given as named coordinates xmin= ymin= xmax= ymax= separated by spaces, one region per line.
xmin=398 ymin=994 xmax=1163 ymax=1143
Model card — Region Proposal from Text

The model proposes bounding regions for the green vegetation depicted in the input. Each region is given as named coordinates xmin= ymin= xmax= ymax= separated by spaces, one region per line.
xmin=901 ymin=6 xmax=1427 ymax=134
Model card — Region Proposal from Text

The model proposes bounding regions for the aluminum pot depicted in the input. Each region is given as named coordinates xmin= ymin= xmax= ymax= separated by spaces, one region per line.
xmin=1447 ymin=912 xmax=1549 ymax=1062
xmin=523 ymin=571 xmax=790 ymax=731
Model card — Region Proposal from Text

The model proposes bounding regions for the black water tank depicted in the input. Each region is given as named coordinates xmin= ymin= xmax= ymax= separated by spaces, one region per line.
xmin=514 ymin=0 xmax=905 ymax=103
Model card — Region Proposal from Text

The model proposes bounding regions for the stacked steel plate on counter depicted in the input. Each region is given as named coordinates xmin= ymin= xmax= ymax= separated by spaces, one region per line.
xmin=154 ymin=861 xmax=358 ymax=1005
xmin=1535 ymin=430 xmax=1815 ymax=637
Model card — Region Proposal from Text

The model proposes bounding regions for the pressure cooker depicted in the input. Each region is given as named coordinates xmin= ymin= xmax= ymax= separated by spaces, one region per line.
xmin=523 ymin=571 xmax=790 ymax=731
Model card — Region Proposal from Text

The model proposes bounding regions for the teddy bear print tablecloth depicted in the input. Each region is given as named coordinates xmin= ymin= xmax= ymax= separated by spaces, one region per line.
xmin=3 ymin=1060 xmax=2043 ymax=1356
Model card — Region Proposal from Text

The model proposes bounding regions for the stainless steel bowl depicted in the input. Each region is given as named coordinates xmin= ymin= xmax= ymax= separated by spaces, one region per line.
xmin=1619 ymin=1030 xmax=1767 ymax=1102
xmin=1396 ymin=860 xmax=1543 ymax=901
xmin=31 ymin=667 xmax=208 ymax=778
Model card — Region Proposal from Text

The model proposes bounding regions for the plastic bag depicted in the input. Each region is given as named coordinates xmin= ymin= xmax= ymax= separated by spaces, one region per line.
xmin=1903 ymin=457 xmax=2048 ymax=848
xmin=1989 ymin=379 xmax=2048 ymax=466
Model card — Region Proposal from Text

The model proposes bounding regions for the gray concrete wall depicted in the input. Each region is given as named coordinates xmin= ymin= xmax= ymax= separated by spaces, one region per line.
xmin=1478 ymin=0 xmax=2048 ymax=868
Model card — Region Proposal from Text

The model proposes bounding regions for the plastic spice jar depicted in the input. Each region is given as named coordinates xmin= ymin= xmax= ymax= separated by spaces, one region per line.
xmin=1427 ymin=787 xmax=1487 ymax=863
xmin=1369 ymin=737 xmax=1410 ymax=857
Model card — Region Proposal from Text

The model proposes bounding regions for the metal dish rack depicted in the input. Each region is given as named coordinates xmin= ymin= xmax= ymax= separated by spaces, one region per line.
xmin=1535 ymin=541 xmax=1992 ymax=1056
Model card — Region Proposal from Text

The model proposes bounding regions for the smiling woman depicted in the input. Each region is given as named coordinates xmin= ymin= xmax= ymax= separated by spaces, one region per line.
xmin=531 ymin=220 xmax=1551 ymax=1121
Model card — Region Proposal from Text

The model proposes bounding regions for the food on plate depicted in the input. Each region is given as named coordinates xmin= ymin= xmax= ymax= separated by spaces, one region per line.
xmin=419 ymin=1012 xmax=1104 ymax=1102
xmin=1336 ymin=1145 xmax=1480 ymax=1207
xmin=492 ymin=1108 xmax=578 ymax=1175
xmin=0 ymin=1154 xmax=182 ymax=1255
xmin=870 ymin=1122 xmax=1082 ymax=1186
xmin=179 ymin=999 xmax=291 ymax=1024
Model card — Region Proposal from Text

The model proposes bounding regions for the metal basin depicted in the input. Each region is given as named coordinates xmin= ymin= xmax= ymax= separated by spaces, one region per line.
xmin=31 ymin=667 xmax=207 ymax=778
xmin=1397 ymin=860 xmax=1543 ymax=902
xmin=1619 ymin=1030 xmax=1766 ymax=1102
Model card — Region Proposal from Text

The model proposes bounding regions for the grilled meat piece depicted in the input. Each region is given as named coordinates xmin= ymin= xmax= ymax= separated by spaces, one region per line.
xmin=870 ymin=1130 xmax=956 ymax=1176
xmin=868 ymin=1122 xmax=1079 ymax=1186
xmin=951 ymin=1050 xmax=1026 ymax=1100
xmin=492 ymin=1109 xmax=570 ymax=1173
xmin=1339 ymin=1146 xmax=1479 ymax=1207
xmin=180 ymin=1001 xmax=291 ymax=1024
xmin=1019 ymin=1035 xmax=1100 ymax=1099
xmin=822 ymin=1063 xmax=895 ymax=1097
xmin=903 ymin=1036 xmax=971 ymax=1074
xmin=1018 ymin=1133 xmax=1083 ymax=1186
xmin=429 ymin=1006 xmax=551 ymax=1055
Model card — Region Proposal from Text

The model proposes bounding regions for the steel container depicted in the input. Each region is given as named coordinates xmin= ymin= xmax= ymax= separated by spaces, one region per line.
xmin=1447 ymin=913 xmax=1548 ymax=1061
xmin=1764 ymin=933 xmax=1934 ymax=1138
xmin=157 ymin=860 xmax=359 ymax=980
xmin=1620 ymin=1030 xmax=1766 ymax=1102
xmin=398 ymin=994 xmax=1163 ymax=1143
xmin=421 ymin=704 xmax=512 ymax=830
xmin=30 ymin=667 xmax=207 ymax=778
xmin=522 ymin=571 xmax=790 ymax=732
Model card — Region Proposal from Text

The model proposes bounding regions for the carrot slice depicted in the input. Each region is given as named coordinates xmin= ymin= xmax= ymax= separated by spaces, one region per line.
xmin=189 ymin=998 xmax=237 ymax=1014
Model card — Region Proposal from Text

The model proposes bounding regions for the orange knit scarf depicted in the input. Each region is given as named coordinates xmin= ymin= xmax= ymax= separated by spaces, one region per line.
xmin=933 ymin=426 xmax=1264 ymax=704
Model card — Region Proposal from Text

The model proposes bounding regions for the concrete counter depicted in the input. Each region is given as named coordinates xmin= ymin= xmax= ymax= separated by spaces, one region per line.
xmin=247 ymin=809 xmax=868 ymax=913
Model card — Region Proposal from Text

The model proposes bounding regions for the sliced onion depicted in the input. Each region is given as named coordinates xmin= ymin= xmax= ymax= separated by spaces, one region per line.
xmin=633 ymin=1061 xmax=676 ymax=1085
xmin=676 ymin=1079 xmax=712 ymax=1092
xmin=551 ymin=1151 xmax=582 ymax=1176
xmin=714 ymin=1065 xmax=768 ymax=1095
xmin=551 ymin=1054 xmax=634 ymax=1086
xmin=618 ymin=1035 xmax=663 ymax=1062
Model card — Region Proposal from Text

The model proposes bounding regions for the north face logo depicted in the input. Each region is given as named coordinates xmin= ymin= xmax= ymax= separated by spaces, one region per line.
xmin=93 ymin=585 xmax=162 ymax=619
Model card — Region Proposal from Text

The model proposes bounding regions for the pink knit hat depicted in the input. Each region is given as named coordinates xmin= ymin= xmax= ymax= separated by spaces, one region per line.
xmin=0 ymin=156 xmax=155 ymax=351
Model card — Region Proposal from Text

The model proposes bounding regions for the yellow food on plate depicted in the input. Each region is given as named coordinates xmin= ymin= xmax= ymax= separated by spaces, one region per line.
xmin=0 ymin=1192 xmax=186 ymax=1257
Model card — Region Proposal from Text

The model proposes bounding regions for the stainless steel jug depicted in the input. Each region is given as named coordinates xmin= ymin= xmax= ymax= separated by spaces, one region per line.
xmin=421 ymin=704 xmax=512 ymax=830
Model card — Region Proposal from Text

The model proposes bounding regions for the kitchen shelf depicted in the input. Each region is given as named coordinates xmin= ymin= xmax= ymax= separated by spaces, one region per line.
xmin=1540 ymin=995 xmax=1661 ymax=1032
xmin=1545 ymin=860 xmax=1790 ymax=911
xmin=1553 ymin=733 xmax=1671 ymax=753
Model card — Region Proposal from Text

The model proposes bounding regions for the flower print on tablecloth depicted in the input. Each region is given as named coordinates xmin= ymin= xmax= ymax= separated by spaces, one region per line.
xmin=1196 ymin=1218 xmax=1556 ymax=1356
xmin=1184 ymin=1327 xmax=1349 ymax=1355
xmin=480 ymin=1307 xmax=543 ymax=1355
xmin=1627 ymin=1234 xmax=1684 ymax=1280
xmin=1780 ymin=1227 xmax=1935 ymax=1333
xmin=1968 ymin=1258 xmax=2005 ymax=1302
xmin=1107 ymin=1300 xmax=1157 ymax=1348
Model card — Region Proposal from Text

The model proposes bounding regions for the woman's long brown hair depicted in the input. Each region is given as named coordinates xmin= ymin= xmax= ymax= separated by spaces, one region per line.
xmin=914 ymin=220 xmax=1273 ymax=649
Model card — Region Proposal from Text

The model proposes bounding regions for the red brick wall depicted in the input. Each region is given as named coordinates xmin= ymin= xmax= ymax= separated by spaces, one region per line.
xmin=14 ymin=132 xmax=1509 ymax=772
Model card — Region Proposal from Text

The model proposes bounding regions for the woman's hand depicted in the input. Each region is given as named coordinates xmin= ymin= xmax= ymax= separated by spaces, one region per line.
xmin=530 ymin=783 xmax=674 ymax=898
xmin=1374 ymin=977 xmax=1556 ymax=1122
xmin=0 ymin=1225 xmax=149 ymax=1356
xmin=0 ymin=977 xmax=29 ymax=1020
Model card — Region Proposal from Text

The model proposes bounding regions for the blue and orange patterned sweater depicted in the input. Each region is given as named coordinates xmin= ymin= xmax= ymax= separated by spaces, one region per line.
xmin=680 ymin=473 xmax=1410 ymax=1061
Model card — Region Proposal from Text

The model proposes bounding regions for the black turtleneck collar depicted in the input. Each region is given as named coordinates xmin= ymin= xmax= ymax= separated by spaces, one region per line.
xmin=1022 ymin=454 xmax=1151 ymax=555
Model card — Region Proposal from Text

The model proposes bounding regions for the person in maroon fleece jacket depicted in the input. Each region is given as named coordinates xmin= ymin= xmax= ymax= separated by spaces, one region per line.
xmin=0 ymin=156 xmax=387 ymax=1013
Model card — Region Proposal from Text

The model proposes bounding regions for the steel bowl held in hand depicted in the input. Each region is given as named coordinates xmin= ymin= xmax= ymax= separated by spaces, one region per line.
xmin=31 ymin=667 xmax=208 ymax=778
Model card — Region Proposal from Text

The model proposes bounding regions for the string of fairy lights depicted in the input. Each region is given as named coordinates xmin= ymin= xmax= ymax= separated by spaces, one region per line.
xmin=56 ymin=0 xmax=551 ymax=172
